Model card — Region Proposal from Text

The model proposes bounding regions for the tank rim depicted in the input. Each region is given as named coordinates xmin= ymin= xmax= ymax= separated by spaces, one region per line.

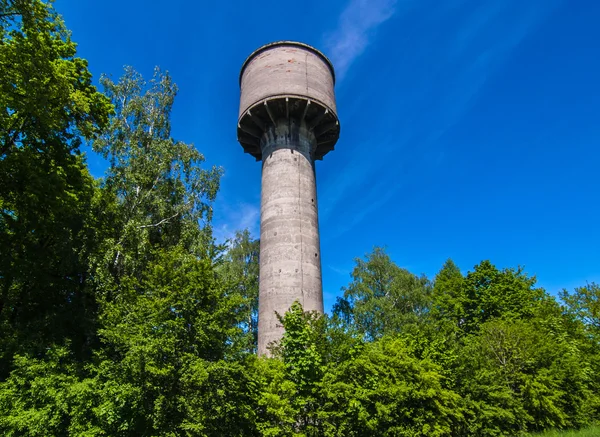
xmin=237 ymin=93 xmax=338 ymax=125
xmin=239 ymin=41 xmax=336 ymax=86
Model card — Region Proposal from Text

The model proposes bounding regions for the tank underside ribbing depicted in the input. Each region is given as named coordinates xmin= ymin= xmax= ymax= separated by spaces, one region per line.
xmin=238 ymin=95 xmax=339 ymax=161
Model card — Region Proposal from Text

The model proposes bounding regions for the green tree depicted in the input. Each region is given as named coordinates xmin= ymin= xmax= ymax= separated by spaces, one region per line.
xmin=0 ymin=65 xmax=241 ymax=436
xmin=561 ymin=283 xmax=600 ymax=339
xmin=278 ymin=301 xmax=325 ymax=435
xmin=560 ymin=283 xmax=600 ymax=421
xmin=0 ymin=0 xmax=112 ymax=377
xmin=253 ymin=357 xmax=297 ymax=436
xmin=333 ymin=247 xmax=431 ymax=341
xmin=0 ymin=0 xmax=111 ymax=158
xmin=321 ymin=337 xmax=463 ymax=437
xmin=81 ymin=67 xmax=240 ymax=434
xmin=455 ymin=314 xmax=599 ymax=436
xmin=465 ymin=261 xmax=544 ymax=327
xmin=91 ymin=66 xmax=222 ymax=292
xmin=434 ymin=260 xmax=546 ymax=334
xmin=179 ymin=358 xmax=259 ymax=436
xmin=0 ymin=346 xmax=98 ymax=436
xmin=431 ymin=259 xmax=465 ymax=329
xmin=219 ymin=229 xmax=260 ymax=353
xmin=89 ymin=248 xmax=244 ymax=435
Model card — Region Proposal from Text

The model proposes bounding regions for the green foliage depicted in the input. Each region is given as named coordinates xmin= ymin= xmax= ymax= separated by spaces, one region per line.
xmin=561 ymin=283 xmax=600 ymax=338
xmin=78 ymin=66 xmax=241 ymax=434
xmin=87 ymin=249 xmax=243 ymax=431
xmin=0 ymin=0 xmax=112 ymax=378
xmin=321 ymin=337 xmax=463 ymax=437
xmin=0 ymin=3 xmax=599 ymax=435
xmin=180 ymin=359 xmax=260 ymax=436
xmin=89 ymin=249 xmax=241 ymax=433
xmin=276 ymin=301 xmax=325 ymax=435
xmin=252 ymin=357 xmax=298 ymax=436
xmin=454 ymin=313 xmax=599 ymax=435
xmin=527 ymin=425 xmax=600 ymax=437
xmin=280 ymin=302 xmax=324 ymax=391
xmin=0 ymin=347 xmax=80 ymax=436
xmin=98 ymin=248 xmax=238 ymax=363
xmin=219 ymin=229 xmax=260 ymax=353
xmin=433 ymin=259 xmax=546 ymax=334
xmin=333 ymin=247 xmax=432 ymax=340
xmin=260 ymin=302 xmax=465 ymax=437
xmin=91 ymin=66 xmax=222 ymax=291
xmin=0 ymin=0 xmax=111 ymax=158
xmin=462 ymin=261 xmax=545 ymax=329
xmin=431 ymin=259 xmax=465 ymax=328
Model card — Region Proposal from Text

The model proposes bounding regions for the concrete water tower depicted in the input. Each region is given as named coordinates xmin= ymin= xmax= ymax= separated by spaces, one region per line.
xmin=237 ymin=41 xmax=340 ymax=356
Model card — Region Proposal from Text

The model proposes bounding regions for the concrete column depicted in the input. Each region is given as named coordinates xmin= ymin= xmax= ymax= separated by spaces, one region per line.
xmin=258 ymin=118 xmax=323 ymax=356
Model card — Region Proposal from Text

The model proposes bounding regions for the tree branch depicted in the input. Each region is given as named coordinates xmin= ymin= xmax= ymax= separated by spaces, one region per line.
xmin=138 ymin=212 xmax=179 ymax=229
xmin=1 ymin=115 xmax=28 ymax=156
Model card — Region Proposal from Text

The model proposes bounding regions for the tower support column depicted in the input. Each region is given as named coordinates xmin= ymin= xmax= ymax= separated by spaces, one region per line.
xmin=258 ymin=118 xmax=323 ymax=356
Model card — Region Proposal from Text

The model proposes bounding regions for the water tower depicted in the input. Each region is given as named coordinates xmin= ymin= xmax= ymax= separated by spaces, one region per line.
xmin=237 ymin=41 xmax=340 ymax=356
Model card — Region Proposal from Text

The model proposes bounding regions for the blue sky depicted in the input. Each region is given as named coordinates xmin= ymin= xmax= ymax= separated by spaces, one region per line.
xmin=56 ymin=0 xmax=600 ymax=311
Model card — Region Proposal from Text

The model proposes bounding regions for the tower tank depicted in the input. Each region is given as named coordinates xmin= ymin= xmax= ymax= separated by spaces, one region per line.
xmin=237 ymin=41 xmax=340 ymax=356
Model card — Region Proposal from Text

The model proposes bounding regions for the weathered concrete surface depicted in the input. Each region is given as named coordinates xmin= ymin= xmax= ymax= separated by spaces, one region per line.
xmin=236 ymin=41 xmax=340 ymax=356
xmin=258 ymin=119 xmax=322 ymax=355
xmin=239 ymin=42 xmax=337 ymax=118
xmin=237 ymin=41 xmax=340 ymax=161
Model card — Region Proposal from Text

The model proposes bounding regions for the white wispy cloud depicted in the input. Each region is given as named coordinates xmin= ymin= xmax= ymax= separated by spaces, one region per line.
xmin=324 ymin=0 xmax=398 ymax=79
xmin=213 ymin=201 xmax=260 ymax=244
xmin=325 ymin=178 xmax=399 ymax=241
xmin=327 ymin=264 xmax=351 ymax=275
xmin=319 ymin=0 xmax=562 ymax=239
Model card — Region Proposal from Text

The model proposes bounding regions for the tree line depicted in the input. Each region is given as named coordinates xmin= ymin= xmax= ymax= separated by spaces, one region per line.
xmin=1 ymin=1 xmax=598 ymax=435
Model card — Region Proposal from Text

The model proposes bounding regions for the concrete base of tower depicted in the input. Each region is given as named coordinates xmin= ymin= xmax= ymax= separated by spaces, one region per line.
xmin=257 ymin=118 xmax=324 ymax=356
